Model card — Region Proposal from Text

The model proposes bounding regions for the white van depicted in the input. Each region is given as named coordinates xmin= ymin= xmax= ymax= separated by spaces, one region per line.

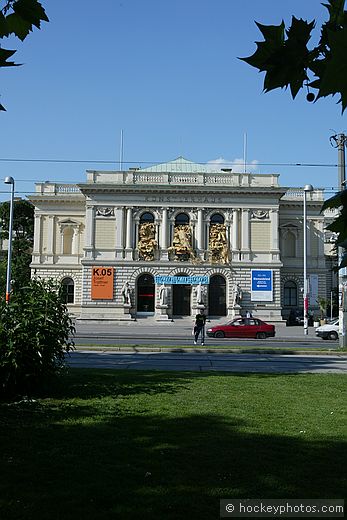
xmin=315 ymin=319 xmax=339 ymax=340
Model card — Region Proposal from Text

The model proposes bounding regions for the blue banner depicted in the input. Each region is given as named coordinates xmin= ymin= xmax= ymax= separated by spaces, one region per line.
xmin=251 ymin=269 xmax=273 ymax=301
xmin=155 ymin=275 xmax=209 ymax=285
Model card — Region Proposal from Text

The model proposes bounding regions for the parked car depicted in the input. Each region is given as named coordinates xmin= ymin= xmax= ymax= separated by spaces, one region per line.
xmin=286 ymin=309 xmax=313 ymax=326
xmin=315 ymin=319 xmax=339 ymax=340
xmin=206 ymin=317 xmax=275 ymax=339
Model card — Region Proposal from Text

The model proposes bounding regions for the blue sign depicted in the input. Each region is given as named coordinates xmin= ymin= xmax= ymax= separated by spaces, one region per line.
xmin=251 ymin=270 xmax=273 ymax=301
xmin=155 ymin=275 xmax=209 ymax=285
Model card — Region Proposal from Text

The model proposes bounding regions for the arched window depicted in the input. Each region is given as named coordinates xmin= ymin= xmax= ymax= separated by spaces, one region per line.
xmin=138 ymin=212 xmax=156 ymax=260
xmin=210 ymin=213 xmax=224 ymax=224
xmin=62 ymin=228 xmax=73 ymax=255
xmin=175 ymin=213 xmax=189 ymax=225
xmin=61 ymin=277 xmax=74 ymax=304
xmin=140 ymin=212 xmax=154 ymax=223
xmin=284 ymin=280 xmax=297 ymax=307
xmin=283 ymin=231 xmax=296 ymax=258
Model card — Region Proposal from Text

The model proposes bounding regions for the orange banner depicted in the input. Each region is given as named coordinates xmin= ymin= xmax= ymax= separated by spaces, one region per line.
xmin=91 ymin=267 xmax=114 ymax=300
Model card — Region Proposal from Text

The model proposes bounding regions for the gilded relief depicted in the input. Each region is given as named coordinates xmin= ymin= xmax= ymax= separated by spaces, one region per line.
xmin=209 ymin=223 xmax=229 ymax=264
xmin=168 ymin=224 xmax=195 ymax=261
xmin=138 ymin=222 xmax=157 ymax=260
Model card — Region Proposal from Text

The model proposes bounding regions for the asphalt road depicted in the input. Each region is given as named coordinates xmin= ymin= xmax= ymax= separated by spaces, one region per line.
xmin=67 ymin=351 xmax=347 ymax=373
xmin=73 ymin=319 xmax=336 ymax=349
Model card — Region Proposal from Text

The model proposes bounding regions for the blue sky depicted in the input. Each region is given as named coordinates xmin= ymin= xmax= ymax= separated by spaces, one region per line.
xmin=0 ymin=0 xmax=345 ymax=202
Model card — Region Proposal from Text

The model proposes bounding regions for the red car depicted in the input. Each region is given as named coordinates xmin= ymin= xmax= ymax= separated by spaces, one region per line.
xmin=206 ymin=317 xmax=275 ymax=339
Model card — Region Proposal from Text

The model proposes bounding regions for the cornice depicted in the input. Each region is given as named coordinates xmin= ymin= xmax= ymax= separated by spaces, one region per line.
xmin=77 ymin=183 xmax=288 ymax=197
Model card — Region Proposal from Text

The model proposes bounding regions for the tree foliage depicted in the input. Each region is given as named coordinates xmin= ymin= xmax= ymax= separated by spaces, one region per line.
xmin=240 ymin=0 xmax=347 ymax=112
xmin=0 ymin=199 xmax=34 ymax=294
xmin=0 ymin=0 xmax=48 ymax=110
xmin=0 ymin=277 xmax=75 ymax=397
xmin=322 ymin=190 xmax=347 ymax=268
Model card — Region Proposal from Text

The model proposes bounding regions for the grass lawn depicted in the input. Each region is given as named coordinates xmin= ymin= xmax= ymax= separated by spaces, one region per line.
xmin=1 ymin=370 xmax=346 ymax=520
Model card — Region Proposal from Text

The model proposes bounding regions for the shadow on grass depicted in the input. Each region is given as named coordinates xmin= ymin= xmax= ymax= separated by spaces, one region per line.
xmin=0 ymin=370 xmax=346 ymax=520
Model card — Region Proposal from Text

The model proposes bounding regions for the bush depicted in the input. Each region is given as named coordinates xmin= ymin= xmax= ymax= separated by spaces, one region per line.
xmin=0 ymin=278 xmax=75 ymax=397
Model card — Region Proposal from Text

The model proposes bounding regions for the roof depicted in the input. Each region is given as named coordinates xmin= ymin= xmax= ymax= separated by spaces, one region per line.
xmin=139 ymin=156 xmax=221 ymax=174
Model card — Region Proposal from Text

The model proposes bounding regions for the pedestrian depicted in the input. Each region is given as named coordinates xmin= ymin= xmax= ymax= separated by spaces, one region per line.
xmin=194 ymin=309 xmax=207 ymax=345
xmin=246 ymin=310 xmax=252 ymax=318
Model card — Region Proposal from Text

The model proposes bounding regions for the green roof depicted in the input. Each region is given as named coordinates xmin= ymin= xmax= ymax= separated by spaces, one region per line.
xmin=140 ymin=156 xmax=221 ymax=174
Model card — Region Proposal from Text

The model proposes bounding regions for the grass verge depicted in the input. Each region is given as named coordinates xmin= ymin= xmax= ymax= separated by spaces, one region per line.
xmin=1 ymin=369 xmax=346 ymax=520
xmin=75 ymin=342 xmax=344 ymax=354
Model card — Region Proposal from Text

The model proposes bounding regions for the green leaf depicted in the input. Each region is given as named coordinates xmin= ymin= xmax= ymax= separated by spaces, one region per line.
xmin=13 ymin=0 xmax=49 ymax=29
xmin=0 ymin=12 xmax=10 ymax=38
xmin=315 ymin=27 xmax=347 ymax=111
xmin=322 ymin=0 xmax=345 ymax=27
xmin=240 ymin=17 xmax=314 ymax=99
xmin=240 ymin=21 xmax=285 ymax=71
xmin=5 ymin=12 xmax=32 ymax=40
xmin=322 ymin=190 xmax=346 ymax=210
xmin=0 ymin=47 xmax=20 ymax=67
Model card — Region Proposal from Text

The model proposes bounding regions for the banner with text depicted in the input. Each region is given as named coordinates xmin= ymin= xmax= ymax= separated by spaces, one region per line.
xmin=155 ymin=275 xmax=209 ymax=285
xmin=251 ymin=270 xmax=273 ymax=302
xmin=91 ymin=267 xmax=114 ymax=300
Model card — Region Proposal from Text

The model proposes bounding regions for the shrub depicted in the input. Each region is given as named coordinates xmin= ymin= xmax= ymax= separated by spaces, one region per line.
xmin=0 ymin=278 xmax=75 ymax=397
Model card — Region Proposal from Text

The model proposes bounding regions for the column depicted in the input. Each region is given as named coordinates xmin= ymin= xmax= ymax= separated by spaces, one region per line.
xmin=241 ymin=209 xmax=250 ymax=261
xmin=47 ymin=216 xmax=55 ymax=263
xmin=306 ymin=219 xmax=311 ymax=259
xmin=161 ymin=208 xmax=168 ymax=248
xmin=72 ymin=227 xmax=79 ymax=255
xmin=84 ymin=205 xmax=95 ymax=259
xmin=270 ymin=209 xmax=280 ymax=260
xmin=197 ymin=209 xmax=204 ymax=251
xmin=33 ymin=214 xmax=42 ymax=257
xmin=160 ymin=207 xmax=169 ymax=260
xmin=115 ymin=207 xmax=124 ymax=259
xmin=125 ymin=207 xmax=133 ymax=259
xmin=225 ymin=214 xmax=232 ymax=261
xmin=317 ymin=220 xmax=325 ymax=266
xmin=232 ymin=209 xmax=239 ymax=261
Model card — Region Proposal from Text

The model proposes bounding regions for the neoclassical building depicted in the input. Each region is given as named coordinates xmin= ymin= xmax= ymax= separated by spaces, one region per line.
xmin=28 ymin=157 xmax=336 ymax=321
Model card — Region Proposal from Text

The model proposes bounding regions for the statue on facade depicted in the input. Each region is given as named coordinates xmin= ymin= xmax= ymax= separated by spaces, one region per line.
xmin=232 ymin=283 xmax=242 ymax=307
xmin=121 ymin=281 xmax=131 ymax=305
xmin=159 ymin=284 xmax=169 ymax=306
xmin=194 ymin=282 xmax=205 ymax=305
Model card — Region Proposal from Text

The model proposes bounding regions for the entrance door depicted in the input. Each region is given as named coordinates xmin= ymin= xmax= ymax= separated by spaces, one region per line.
xmin=173 ymin=284 xmax=191 ymax=316
xmin=208 ymin=275 xmax=226 ymax=316
xmin=137 ymin=274 xmax=155 ymax=314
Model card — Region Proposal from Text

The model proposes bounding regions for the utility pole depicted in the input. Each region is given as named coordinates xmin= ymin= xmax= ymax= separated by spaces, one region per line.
xmin=330 ymin=133 xmax=347 ymax=348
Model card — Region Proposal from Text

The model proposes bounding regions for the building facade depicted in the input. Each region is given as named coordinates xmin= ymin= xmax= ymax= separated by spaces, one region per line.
xmin=28 ymin=157 xmax=335 ymax=321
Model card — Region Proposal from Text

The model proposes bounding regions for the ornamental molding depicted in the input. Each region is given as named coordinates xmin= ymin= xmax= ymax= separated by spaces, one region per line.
xmin=96 ymin=207 xmax=114 ymax=217
xmin=250 ymin=209 xmax=269 ymax=220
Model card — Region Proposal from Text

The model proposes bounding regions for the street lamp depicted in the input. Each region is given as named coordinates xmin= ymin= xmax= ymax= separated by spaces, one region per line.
xmin=303 ymin=183 xmax=314 ymax=335
xmin=4 ymin=176 xmax=15 ymax=303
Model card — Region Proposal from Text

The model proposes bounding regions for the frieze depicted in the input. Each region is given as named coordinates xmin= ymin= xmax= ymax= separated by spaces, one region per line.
xmin=145 ymin=195 xmax=223 ymax=203
xmin=96 ymin=207 xmax=114 ymax=217
xmin=251 ymin=209 xmax=269 ymax=220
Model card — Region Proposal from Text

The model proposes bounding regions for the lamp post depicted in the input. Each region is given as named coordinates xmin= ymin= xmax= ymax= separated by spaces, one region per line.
xmin=303 ymin=184 xmax=314 ymax=335
xmin=4 ymin=176 xmax=15 ymax=303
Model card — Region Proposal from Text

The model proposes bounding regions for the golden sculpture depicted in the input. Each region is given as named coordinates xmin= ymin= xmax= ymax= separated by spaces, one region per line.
xmin=209 ymin=223 xmax=229 ymax=264
xmin=168 ymin=224 xmax=195 ymax=261
xmin=138 ymin=222 xmax=157 ymax=260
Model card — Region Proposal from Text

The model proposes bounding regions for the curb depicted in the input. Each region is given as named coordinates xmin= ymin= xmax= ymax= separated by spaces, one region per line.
xmin=74 ymin=346 xmax=347 ymax=356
